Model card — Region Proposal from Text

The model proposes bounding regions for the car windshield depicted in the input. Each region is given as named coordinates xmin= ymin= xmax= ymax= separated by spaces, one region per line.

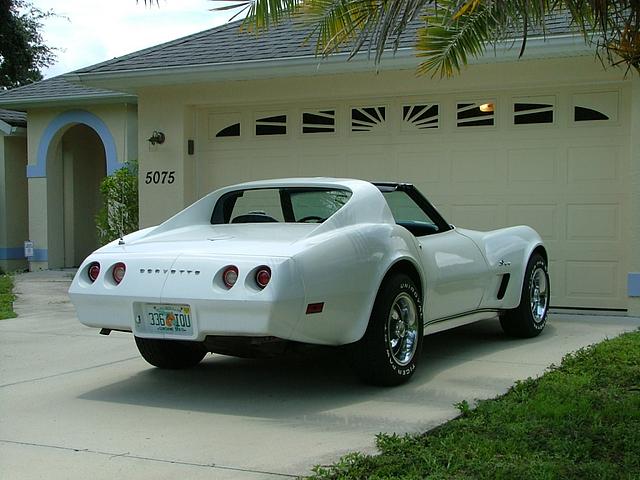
xmin=210 ymin=187 xmax=352 ymax=224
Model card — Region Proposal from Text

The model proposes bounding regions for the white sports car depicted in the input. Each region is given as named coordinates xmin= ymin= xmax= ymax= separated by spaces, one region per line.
xmin=69 ymin=178 xmax=549 ymax=385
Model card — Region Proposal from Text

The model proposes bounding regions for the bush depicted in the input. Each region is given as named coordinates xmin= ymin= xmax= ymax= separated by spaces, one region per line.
xmin=95 ymin=160 xmax=139 ymax=245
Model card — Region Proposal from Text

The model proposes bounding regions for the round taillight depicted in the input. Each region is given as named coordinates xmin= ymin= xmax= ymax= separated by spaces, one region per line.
xmin=88 ymin=262 xmax=100 ymax=283
xmin=223 ymin=265 xmax=239 ymax=288
xmin=256 ymin=266 xmax=271 ymax=289
xmin=112 ymin=262 xmax=126 ymax=285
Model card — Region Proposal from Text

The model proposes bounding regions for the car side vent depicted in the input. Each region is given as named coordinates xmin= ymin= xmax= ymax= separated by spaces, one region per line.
xmin=497 ymin=273 xmax=510 ymax=300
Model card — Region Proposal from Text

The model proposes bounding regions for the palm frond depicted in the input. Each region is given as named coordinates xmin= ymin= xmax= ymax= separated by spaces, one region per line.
xmin=300 ymin=0 xmax=432 ymax=62
xmin=211 ymin=0 xmax=302 ymax=31
xmin=416 ymin=1 xmax=504 ymax=77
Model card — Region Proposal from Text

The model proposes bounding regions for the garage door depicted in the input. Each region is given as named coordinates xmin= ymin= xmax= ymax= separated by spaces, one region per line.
xmin=195 ymin=86 xmax=630 ymax=310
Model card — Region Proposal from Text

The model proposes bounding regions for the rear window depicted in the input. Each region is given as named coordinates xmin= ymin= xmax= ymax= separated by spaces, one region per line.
xmin=211 ymin=187 xmax=352 ymax=224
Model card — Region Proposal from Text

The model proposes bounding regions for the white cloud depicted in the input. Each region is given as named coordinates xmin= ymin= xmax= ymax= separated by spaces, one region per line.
xmin=34 ymin=0 xmax=236 ymax=78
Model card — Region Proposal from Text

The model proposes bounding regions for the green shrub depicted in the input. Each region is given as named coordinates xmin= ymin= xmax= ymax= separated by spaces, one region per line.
xmin=95 ymin=160 xmax=139 ymax=245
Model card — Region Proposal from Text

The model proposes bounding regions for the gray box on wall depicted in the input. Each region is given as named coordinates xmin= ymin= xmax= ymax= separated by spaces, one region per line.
xmin=629 ymin=273 xmax=640 ymax=297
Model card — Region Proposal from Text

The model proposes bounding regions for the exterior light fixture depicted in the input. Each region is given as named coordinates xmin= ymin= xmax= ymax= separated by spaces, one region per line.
xmin=479 ymin=103 xmax=494 ymax=113
xmin=147 ymin=131 xmax=165 ymax=145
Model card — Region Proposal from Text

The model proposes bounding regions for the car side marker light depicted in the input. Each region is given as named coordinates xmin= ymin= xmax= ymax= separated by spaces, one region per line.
xmin=306 ymin=302 xmax=324 ymax=314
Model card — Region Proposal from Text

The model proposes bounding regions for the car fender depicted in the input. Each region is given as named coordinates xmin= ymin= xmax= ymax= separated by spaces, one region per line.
xmin=287 ymin=223 xmax=424 ymax=345
xmin=459 ymin=226 xmax=546 ymax=309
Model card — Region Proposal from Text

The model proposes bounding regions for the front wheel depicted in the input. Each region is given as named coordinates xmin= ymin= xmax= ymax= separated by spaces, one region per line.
xmin=500 ymin=253 xmax=550 ymax=338
xmin=135 ymin=337 xmax=207 ymax=369
xmin=353 ymin=273 xmax=423 ymax=386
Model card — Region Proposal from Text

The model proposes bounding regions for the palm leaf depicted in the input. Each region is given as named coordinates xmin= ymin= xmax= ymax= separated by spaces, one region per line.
xmin=416 ymin=2 xmax=503 ymax=77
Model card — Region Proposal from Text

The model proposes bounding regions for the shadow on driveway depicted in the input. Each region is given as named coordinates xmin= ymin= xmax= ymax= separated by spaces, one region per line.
xmin=78 ymin=319 xmax=556 ymax=427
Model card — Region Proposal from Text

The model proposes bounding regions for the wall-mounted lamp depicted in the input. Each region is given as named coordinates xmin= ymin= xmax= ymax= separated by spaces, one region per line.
xmin=479 ymin=103 xmax=494 ymax=113
xmin=147 ymin=131 xmax=166 ymax=145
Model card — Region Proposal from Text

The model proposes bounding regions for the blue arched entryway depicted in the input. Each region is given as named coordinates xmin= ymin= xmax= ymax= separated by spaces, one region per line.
xmin=28 ymin=110 xmax=120 ymax=178
xmin=30 ymin=110 xmax=122 ymax=267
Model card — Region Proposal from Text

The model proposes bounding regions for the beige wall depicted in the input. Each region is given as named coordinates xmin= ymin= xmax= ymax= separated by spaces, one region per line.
xmin=25 ymin=103 xmax=137 ymax=269
xmin=0 ymin=134 xmax=28 ymax=272
xmin=630 ymin=76 xmax=640 ymax=316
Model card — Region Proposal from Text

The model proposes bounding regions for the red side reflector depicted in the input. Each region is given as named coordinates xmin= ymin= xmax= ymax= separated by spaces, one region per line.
xmin=306 ymin=302 xmax=324 ymax=314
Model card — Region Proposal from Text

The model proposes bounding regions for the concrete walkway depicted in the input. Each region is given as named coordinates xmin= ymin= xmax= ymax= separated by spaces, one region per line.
xmin=1 ymin=271 xmax=639 ymax=479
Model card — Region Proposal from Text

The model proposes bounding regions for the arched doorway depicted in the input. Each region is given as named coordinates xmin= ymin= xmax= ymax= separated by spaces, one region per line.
xmin=46 ymin=124 xmax=107 ymax=267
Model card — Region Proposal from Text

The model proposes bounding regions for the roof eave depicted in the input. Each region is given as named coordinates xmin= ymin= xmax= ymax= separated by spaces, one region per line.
xmin=70 ymin=34 xmax=594 ymax=92
xmin=0 ymin=92 xmax=137 ymax=110
xmin=0 ymin=119 xmax=26 ymax=136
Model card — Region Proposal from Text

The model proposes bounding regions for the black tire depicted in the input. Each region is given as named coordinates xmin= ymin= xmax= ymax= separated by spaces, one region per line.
xmin=353 ymin=273 xmax=423 ymax=386
xmin=500 ymin=253 xmax=550 ymax=338
xmin=135 ymin=337 xmax=207 ymax=369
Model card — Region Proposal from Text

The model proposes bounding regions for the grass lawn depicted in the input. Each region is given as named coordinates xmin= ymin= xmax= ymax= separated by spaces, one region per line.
xmin=0 ymin=274 xmax=16 ymax=319
xmin=311 ymin=330 xmax=640 ymax=480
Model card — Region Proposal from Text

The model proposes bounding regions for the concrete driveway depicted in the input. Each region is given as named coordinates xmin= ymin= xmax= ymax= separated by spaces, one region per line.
xmin=1 ymin=271 xmax=639 ymax=479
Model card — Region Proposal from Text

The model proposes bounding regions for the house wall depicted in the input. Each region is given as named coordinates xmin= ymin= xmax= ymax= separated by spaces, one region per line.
xmin=630 ymin=75 xmax=640 ymax=315
xmin=26 ymin=103 xmax=137 ymax=270
xmin=0 ymin=134 xmax=28 ymax=272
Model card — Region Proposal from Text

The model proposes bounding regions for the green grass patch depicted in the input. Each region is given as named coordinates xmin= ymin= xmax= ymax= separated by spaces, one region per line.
xmin=311 ymin=330 xmax=640 ymax=480
xmin=0 ymin=274 xmax=17 ymax=319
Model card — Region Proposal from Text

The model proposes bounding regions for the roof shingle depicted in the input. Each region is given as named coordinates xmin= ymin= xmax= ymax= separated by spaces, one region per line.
xmin=76 ymin=13 xmax=576 ymax=75
xmin=0 ymin=109 xmax=26 ymax=127
xmin=0 ymin=12 xmax=577 ymax=106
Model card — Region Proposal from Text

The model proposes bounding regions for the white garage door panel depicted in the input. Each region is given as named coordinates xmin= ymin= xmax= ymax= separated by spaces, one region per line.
xmin=195 ymin=88 xmax=629 ymax=309
xmin=507 ymin=148 xmax=559 ymax=184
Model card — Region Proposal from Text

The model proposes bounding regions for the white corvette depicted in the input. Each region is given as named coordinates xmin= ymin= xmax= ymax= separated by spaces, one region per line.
xmin=69 ymin=178 xmax=549 ymax=385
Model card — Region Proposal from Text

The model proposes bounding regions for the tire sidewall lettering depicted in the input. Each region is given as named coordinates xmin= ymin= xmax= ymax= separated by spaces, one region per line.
xmin=383 ymin=280 xmax=422 ymax=375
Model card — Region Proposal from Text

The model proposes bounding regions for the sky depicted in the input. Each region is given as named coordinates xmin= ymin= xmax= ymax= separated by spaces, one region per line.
xmin=33 ymin=0 xmax=236 ymax=78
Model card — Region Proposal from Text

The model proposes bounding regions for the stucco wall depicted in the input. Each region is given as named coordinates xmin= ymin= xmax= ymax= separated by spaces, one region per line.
xmin=0 ymin=134 xmax=28 ymax=272
xmin=630 ymin=75 xmax=640 ymax=316
xmin=26 ymin=103 xmax=137 ymax=270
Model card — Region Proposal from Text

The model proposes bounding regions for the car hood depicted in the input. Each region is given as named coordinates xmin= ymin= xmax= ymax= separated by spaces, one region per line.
xmin=96 ymin=223 xmax=320 ymax=258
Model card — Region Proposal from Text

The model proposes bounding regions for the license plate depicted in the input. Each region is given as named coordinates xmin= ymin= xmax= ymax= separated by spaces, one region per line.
xmin=136 ymin=304 xmax=194 ymax=337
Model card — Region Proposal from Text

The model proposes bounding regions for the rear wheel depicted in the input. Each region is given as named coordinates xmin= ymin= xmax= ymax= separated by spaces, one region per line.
xmin=500 ymin=253 xmax=550 ymax=338
xmin=353 ymin=273 xmax=423 ymax=386
xmin=135 ymin=337 xmax=207 ymax=369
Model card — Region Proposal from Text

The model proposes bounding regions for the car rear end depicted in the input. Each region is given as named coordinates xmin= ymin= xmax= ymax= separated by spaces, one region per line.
xmin=69 ymin=249 xmax=305 ymax=342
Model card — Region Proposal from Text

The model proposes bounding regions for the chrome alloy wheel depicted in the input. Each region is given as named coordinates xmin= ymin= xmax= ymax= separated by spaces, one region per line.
xmin=530 ymin=267 xmax=549 ymax=324
xmin=387 ymin=292 xmax=419 ymax=366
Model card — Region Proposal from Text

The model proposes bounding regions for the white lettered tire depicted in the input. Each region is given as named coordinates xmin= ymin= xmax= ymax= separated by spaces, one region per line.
xmin=500 ymin=253 xmax=550 ymax=338
xmin=353 ymin=273 xmax=423 ymax=386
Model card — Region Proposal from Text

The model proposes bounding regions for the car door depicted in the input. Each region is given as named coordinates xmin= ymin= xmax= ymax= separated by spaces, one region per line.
xmin=381 ymin=187 xmax=490 ymax=321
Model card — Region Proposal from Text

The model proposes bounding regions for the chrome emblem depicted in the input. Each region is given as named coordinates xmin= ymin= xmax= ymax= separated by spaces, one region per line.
xmin=139 ymin=268 xmax=201 ymax=275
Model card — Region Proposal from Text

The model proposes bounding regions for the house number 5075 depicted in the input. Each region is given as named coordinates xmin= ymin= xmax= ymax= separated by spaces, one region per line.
xmin=145 ymin=171 xmax=176 ymax=184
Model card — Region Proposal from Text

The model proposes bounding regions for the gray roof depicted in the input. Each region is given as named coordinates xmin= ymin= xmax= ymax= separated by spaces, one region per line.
xmin=0 ymin=12 xmax=578 ymax=106
xmin=0 ymin=109 xmax=26 ymax=127
xmin=0 ymin=75 xmax=131 ymax=108
xmin=76 ymin=13 xmax=577 ymax=75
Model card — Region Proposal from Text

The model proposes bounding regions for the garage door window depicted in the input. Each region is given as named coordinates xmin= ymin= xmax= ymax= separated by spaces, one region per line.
xmin=351 ymin=106 xmax=386 ymax=132
xmin=256 ymin=114 xmax=287 ymax=136
xmin=402 ymin=104 xmax=439 ymax=130
xmin=302 ymin=110 xmax=336 ymax=134
xmin=457 ymin=102 xmax=495 ymax=127
xmin=513 ymin=102 xmax=554 ymax=124
xmin=572 ymin=91 xmax=619 ymax=123
xmin=216 ymin=123 xmax=241 ymax=137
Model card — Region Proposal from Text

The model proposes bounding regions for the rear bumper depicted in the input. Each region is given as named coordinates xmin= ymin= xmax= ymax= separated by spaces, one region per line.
xmin=69 ymin=253 xmax=309 ymax=342
xmin=71 ymin=293 xmax=303 ymax=341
